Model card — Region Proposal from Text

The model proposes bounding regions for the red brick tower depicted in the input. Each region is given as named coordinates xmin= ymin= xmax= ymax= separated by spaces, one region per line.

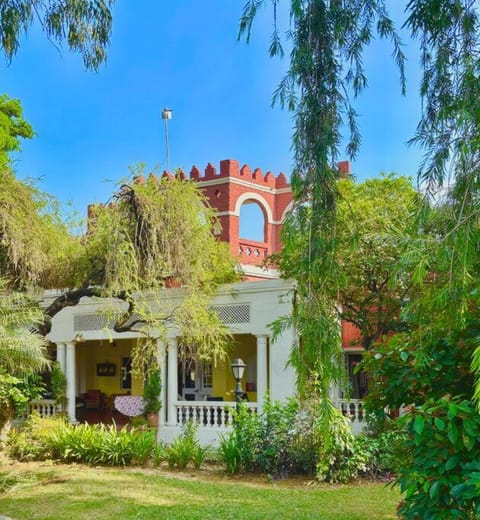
xmin=188 ymin=159 xmax=293 ymax=280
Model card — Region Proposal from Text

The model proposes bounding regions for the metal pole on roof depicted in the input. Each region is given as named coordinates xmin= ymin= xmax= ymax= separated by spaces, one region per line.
xmin=161 ymin=108 xmax=173 ymax=173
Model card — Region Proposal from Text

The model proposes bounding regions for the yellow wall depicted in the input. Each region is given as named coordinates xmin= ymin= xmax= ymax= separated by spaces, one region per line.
xmin=78 ymin=338 xmax=143 ymax=398
xmin=212 ymin=334 xmax=258 ymax=402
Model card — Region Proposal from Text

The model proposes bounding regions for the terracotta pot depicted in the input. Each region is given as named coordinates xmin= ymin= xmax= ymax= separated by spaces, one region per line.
xmin=146 ymin=413 xmax=159 ymax=428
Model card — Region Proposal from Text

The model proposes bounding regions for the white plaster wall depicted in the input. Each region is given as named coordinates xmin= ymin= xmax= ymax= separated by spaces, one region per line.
xmin=269 ymin=325 xmax=296 ymax=401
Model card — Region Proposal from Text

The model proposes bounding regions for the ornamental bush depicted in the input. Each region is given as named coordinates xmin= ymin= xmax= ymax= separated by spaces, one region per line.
xmin=7 ymin=414 xmax=158 ymax=466
xmin=219 ymin=398 xmax=317 ymax=478
xmin=357 ymin=420 xmax=408 ymax=479
xmin=396 ymin=397 xmax=480 ymax=520
xmin=315 ymin=407 xmax=367 ymax=483
xmin=219 ymin=398 xmax=365 ymax=481
xmin=164 ymin=421 xmax=208 ymax=470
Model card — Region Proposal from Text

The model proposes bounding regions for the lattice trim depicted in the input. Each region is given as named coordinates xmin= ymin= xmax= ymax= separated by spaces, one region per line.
xmin=212 ymin=304 xmax=250 ymax=324
xmin=73 ymin=314 xmax=113 ymax=331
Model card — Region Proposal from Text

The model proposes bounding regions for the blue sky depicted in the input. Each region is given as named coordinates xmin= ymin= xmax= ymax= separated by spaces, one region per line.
xmin=3 ymin=1 xmax=423 ymax=218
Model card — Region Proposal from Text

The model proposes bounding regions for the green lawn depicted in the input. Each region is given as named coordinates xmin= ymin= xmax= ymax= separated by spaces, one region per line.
xmin=0 ymin=460 xmax=399 ymax=519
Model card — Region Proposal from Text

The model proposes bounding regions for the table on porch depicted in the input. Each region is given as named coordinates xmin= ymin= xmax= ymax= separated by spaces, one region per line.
xmin=113 ymin=395 xmax=145 ymax=417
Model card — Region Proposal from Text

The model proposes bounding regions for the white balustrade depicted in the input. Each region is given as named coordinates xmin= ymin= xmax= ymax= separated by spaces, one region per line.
xmin=29 ymin=399 xmax=58 ymax=418
xmin=334 ymin=399 xmax=367 ymax=434
xmin=175 ymin=401 xmax=258 ymax=429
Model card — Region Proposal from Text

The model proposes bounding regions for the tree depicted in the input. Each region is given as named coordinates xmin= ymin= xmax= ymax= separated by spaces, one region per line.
xmin=0 ymin=279 xmax=48 ymax=433
xmin=0 ymin=0 xmax=114 ymax=70
xmin=240 ymin=0 xmax=480 ymax=407
xmin=278 ymin=174 xmax=420 ymax=352
xmin=335 ymin=175 xmax=419 ymax=348
xmin=3 ymin=168 xmax=239 ymax=375
xmin=241 ymin=2 xmax=480 ymax=508
xmin=240 ymin=1 xmax=406 ymax=411
xmin=0 ymin=98 xmax=237 ymax=388
xmin=67 ymin=170 xmax=238 ymax=371
xmin=0 ymin=94 xmax=33 ymax=170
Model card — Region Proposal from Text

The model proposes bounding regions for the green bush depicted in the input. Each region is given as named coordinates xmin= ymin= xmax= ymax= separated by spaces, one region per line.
xmin=219 ymin=398 xmax=367 ymax=482
xmin=7 ymin=415 xmax=158 ymax=467
xmin=357 ymin=421 xmax=408 ymax=479
xmin=130 ymin=428 xmax=157 ymax=465
xmin=164 ymin=421 xmax=208 ymax=470
xmin=143 ymin=368 xmax=162 ymax=415
xmin=0 ymin=370 xmax=46 ymax=431
xmin=50 ymin=362 xmax=67 ymax=410
xmin=219 ymin=398 xmax=319 ymax=478
xmin=7 ymin=414 xmax=68 ymax=461
xmin=152 ymin=443 xmax=165 ymax=466
xmin=315 ymin=408 xmax=367 ymax=483
xmin=396 ymin=396 xmax=480 ymax=520
xmin=219 ymin=431 xmax=242 ymax=474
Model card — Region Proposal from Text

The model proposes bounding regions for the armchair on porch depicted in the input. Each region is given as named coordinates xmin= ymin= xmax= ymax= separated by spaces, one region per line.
xmin=82 ymin=389 xmax=104 ymax=411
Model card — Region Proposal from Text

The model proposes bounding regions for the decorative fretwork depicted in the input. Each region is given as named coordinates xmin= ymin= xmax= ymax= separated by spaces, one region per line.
xmin=212 ymin=304 xmax=250 ymax=324
xmin=73 ymin=314 xmax=113 ymax=331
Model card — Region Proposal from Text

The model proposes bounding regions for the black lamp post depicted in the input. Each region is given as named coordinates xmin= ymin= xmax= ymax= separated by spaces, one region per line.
xmin=231 ymin=358 xmax=246 ymax=405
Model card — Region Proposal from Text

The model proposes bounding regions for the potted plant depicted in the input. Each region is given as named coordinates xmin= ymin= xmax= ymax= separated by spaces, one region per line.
xmin=51 ymin=361 xmax=67 ymax=415
xmin=143 ymin=367 xmax=162 ymax=427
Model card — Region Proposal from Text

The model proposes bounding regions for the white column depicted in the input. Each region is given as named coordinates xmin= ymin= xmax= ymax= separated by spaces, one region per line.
xmin=157 ymin=339 xmax=167 ymax=426
xmin=167 ymin=337 xmax=178 ymax=426
xmin=56 ymin=343 xmax=66 ymax=373
xmin=256 ymin=335 xmax=268 ymax=413
xmin=65 ymin=341 xmax=77 ymax=423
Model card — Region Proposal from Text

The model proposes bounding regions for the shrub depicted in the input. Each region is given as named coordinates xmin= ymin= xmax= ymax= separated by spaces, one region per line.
xmin=191 ymin=443 xmax=209 ymax=470
xmin=357 ymin=421 xmax=408 ymax=479
xmin=50 ymin=362 xmax=67 ymax=410
xmin=7 ymin=415 xmax=158 ymax=467
xmin=130 ymin=428 xmax=157 ymax=465
xmin=0 ymin=370 xmax=45 ymax=432
xmin=164 ymin=421 xmax=207 ymax=470
xmin=218 ymin=398 xmax=368 ymax=482
xmin=315 ymin=408 xmax=367 ymax=484
xmin=396 ymin=397 xmax=480 ymax=519
xmin=219 ymin=431 xmax=242 ymax=474
xmin=143 ymin=368 xmax=162 ymax=415
xmin=219 ymin=398 xmax=319 ymax=478
xmin=7 ymin=414 xmax=68 ymax=461
xmin=98 ymin=426 xmax=136 ymax=466
xmin=152 ymin=443 xmax=165 ymax=466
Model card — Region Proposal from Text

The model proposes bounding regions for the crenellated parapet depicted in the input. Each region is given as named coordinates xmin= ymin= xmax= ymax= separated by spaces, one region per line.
xmin=92 ymin=158 xmax=350 ymax=281
xmin=187 ymin=159 xmax=290 ymax=191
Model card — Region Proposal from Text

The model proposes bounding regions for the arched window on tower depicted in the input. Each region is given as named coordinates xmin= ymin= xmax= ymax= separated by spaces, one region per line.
xmin=239 ymin=200 xmax=266 ymax=243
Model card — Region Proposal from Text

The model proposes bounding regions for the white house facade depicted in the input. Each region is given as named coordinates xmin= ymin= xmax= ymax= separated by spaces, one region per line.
xmin=29 ymin=159 xmax=366 ymax=445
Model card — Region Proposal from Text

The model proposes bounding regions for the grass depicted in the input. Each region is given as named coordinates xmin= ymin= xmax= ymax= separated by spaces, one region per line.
xmin=0 ymin=458 xmax=400 ymax=520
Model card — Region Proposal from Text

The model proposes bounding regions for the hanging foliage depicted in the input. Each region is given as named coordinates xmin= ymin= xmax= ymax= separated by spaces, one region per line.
xmin=241 ymin=1 xmax=405 ymax=402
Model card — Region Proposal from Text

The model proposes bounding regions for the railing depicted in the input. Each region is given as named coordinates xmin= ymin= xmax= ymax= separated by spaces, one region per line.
xmin=238 ymin=240 xmax=268 ymax=266
xmin=176 ymin=400 xmax=366 ymax=432
xmin=29 ymin=399 xmax=58 ymax=417
xmin=334 ymin=399 xmax=367 ymax=434
xmin=176 ymin=401 xmax=258 ymax=428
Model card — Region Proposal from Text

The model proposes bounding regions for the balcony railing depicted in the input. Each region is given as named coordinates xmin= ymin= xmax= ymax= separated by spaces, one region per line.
xmin=334 ymin=399 xmax=366 ymax=434
xmin=176 ymin=401 xmax=259 ymax=428
xmin=29 ymin=399 xmax=58 ymax=417
xmin=28 ymin=398 xmax=368 ymax=434
xmin=238 ymin=239 xmax=268 ymax=266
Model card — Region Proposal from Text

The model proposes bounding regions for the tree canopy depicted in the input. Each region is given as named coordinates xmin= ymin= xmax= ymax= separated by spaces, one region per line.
xmin=0 ymin=96 xmax=238 ymax=378
xmin=242 ymin=2 xmax=480 ymax=514
xmin=0 ymin=0 xmax=114 ymax=70
xmin=3 ymin=168 xmax=239 ymax=370
xmin=274 ymin=174 xmax=420 ymax=393
xmin=241 ymin=0 xmax=480 ymax=399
